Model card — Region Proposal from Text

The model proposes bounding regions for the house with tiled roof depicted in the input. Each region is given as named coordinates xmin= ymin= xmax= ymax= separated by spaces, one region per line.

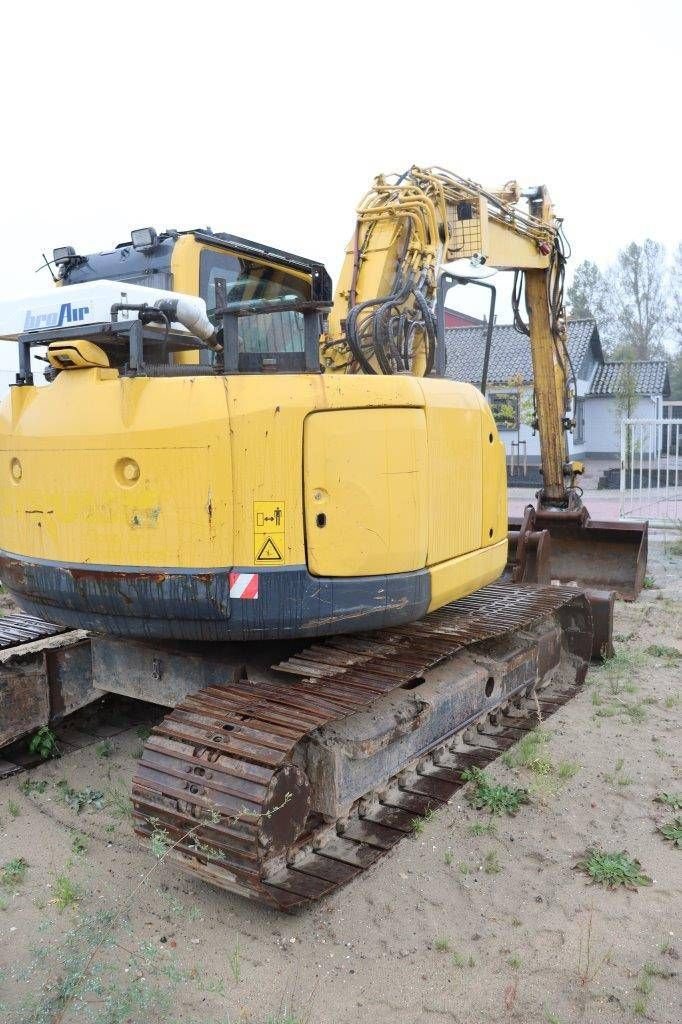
xmin=443 ymin=318 xmax=670 ymax=464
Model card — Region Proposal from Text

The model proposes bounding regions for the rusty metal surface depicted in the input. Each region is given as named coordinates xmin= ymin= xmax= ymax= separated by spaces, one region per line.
xmin=509 ymin=510 xmax=648 ymax=601
xmin=132 ymin=582 xmax=592 ymax=909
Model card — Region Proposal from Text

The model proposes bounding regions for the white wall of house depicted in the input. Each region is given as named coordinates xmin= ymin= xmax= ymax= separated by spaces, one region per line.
xmin=581 ymin=396 xmax=659 ymax=457
xmin=490 ymin=387 xmax=662 ymax=462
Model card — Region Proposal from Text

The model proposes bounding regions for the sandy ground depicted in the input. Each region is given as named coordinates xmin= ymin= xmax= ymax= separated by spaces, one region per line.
xmin=0 ymin=541 xmax=680 ymax=1024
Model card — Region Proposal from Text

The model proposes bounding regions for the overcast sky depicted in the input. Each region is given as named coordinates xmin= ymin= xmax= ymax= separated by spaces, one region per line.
xmin=0 ymin=0 xmax=679 ymax=370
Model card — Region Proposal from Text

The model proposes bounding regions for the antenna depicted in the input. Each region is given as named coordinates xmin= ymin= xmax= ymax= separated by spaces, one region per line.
xmin=37 ymin=253 xmax=58 ymax=282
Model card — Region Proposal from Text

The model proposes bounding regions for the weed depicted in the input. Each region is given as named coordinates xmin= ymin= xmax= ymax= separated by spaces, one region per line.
xmin=556 ymin=761 xmax=580 ymax=779
xmin=658 ymin=815 xmax=682 ymax=847
xmin=1 ymin=857 xmax=28 ymax=889
xmin=655 ymin=792 xmax=682 ymax=811
xmin=664 ymin=694 xmax=680 ymax=708
xmin=52 ymin=874 xmax=82 ymax=911
xmin=643 ymin=575 xmax=656 ymax=589
xmin=483 ymin=850 xmax=501 ymax=875
xmin=443 ymin=849 xmax=454 ymax=866
xmin=28 ymin=725 xmax=59 ymax=759
xmin=617 ymin=775 xmax=633 ymax=787
xmin=136 ymin=724 xmax=152 ymax=740
xmin=511 ymin=916 xmax=522 ymax=927
xmin=633 ymin=996 xmax=647 ymax=1016
xmin=576 ymin=849 xmax=652 ymax=889
xmin=451 ymin=951 xmax=475 ymax=968
xmin=434 ymin=936 xmax=450 ymax=952
xmin=502 ymin=728 xmax=550 ymax=770
xmin=107 ymin=783 xmax=133 ymax=819
xmin=458 ymin=862 xmax=470 ymax=875
xmin=468 ymin=820 xmax=497 ymax=836
xmin=411 ymin=808 xmax=434 ymax=835
xmin=19 ymin=777 xmax=47 ymax=797
xmin=266 ymin=1013 xmax=302 ymax=1024
xmin=229 ymin=937 xmax=242 ymax=982
xmin=132 ymin=744 xmax=146 ymax=759
xmin=0 ymin=894 xmax=8 ymax=911
xmin=8 ymin=799 xmax=20 ymax=818
xmin=507 ymin=954 xmax=522 ymax=969
xmin=462 ymin=767 xmax=529 ymax=815
xmin=544 ymin=1013 xmax=563 ymax=1024
xmin=56 ymin=779 xmax=105 ymax=813
xmin=645 ymin=643 xmax=681 ymax=659
xmin=642 ymin=961 xmax=674 ymax=979
xmin=95 ymin=739 xmax=114 ymax=758
xmin=71 ymin=834 xmax=89 ymax=856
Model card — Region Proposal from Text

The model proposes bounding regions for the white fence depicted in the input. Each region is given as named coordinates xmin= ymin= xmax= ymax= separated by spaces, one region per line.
xmin=620 ymin=417 xmax=682 ymax=525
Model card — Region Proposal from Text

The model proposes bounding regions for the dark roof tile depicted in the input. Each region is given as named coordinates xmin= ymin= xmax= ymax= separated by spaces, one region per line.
xmin=589 ymin=360 xmax=669 ymax=396
xmin=443 ymin=319 xmax=598 ymax=386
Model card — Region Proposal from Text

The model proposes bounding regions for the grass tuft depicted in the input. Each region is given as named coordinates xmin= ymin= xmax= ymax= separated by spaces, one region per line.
xmin=52 ymin=874 xmax=82 ymax=912
xmin=658 ymin=815 xmax=682 ymax=848
xmin=1 ymin=857 xmax=28 ymax=890
xmin=433 ymin=936 xmax=450 ymax=952
xmin=461 ymin=767 xmax=529 ymax=816
xmin=575 ymin=849 xmax=652 ymax=889
xmin=655 ymin=792 xmax=682 ymax=811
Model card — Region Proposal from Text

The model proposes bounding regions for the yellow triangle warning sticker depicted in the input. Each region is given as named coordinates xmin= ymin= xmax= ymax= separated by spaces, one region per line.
xmin=256 ymin=536 xmax=283 ymax=562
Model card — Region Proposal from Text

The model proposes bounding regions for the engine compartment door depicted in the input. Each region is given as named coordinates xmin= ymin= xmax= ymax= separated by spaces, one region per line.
xmin=303 ymin=408 xmax=428 ymax=577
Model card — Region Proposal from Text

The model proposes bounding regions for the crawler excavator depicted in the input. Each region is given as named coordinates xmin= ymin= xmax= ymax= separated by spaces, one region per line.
xmin=0 ymin=168 xmax=647 ymax=908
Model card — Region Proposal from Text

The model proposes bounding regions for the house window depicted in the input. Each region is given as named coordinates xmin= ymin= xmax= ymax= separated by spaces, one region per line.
xmin=574 ymin=397 xmax=585 ymax=444
xmin=488 ymin=391 xmax=519 ymax=431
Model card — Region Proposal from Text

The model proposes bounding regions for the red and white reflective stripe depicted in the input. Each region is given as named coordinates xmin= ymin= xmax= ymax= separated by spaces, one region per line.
xmin=228 ymin=572 xmax=259 ymax=599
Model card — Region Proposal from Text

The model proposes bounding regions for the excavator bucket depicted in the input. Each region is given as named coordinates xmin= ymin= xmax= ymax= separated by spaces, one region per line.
xmin=508 ymin=507 xmax=648 ymax=602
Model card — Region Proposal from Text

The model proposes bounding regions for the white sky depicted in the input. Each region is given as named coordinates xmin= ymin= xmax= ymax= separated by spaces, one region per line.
xmin=0 ymin=0 xmax=680 ymax=371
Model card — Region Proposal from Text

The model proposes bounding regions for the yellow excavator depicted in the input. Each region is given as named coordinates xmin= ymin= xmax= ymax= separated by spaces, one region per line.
xmin=0 ymin=167 xmax=647 ymax=908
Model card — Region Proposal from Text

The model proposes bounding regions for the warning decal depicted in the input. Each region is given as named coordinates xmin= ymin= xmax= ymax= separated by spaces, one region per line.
xmin=253 ymin=501 xmax=285 ymax=565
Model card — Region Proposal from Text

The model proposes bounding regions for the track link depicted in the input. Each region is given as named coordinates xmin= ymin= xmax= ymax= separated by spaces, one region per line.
xmin=132 ymin=583 xmax=592 ymax=909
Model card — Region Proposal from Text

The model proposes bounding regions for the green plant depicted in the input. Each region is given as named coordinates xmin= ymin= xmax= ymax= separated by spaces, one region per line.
xmin=0 ymin=894 xmax=8 ymax=911
xmin=468 ymin=820 xmax=497 ymax=836
xmin=658 ymin=815 xmax=682 ymax=847
xmin=462 ymin=767 xmax=529 ymax=815
xmin=52 ymin=874 xmax=82 ymax=911
xmin=434 ymin=936 xmax=450 ymax=952
xmin=1 ymin=857 xmax=28 ymax=890
xmin=229 ymin=938 xmax=242 ymax=982
xmin=643 ymin=575 xmax=656 ymax=589
xmin=19 ymin=777 xmax=47 ymax=796
xmin=483 ymin=850 xmax=501 ymax=875
xmin=458 ymin=861 xmax=470 ymax=875
xmin=443 ymin=849 xmax=454 ymax=866
xmin=56 ymin=779 xmax=105 ymax=812
xmin=8 ymin=799 xmax=20 ymax=818
xmin=645 ymin=643 xmax=681 ymax=659
xmin=107 ymin=783 xmax=133 ymax=819
xmin=136 ymin=724 xmax=153 ymax=740
xmin=411 ymin=808 xmax=434 ymax=835
xmin=507 ymin=954 xmax=522 ymax=969
xmin=655 ymin=792 xmax=682 ymax=810
xmin=28 ymin=725 xmax=59 ymax=759
xmin=633 ymin=996 xmax=647 ymax=1016
xmin=575 ymin=849 xmax=652 ymax=889
xmin=95 ymin=739 xmax=113 ymax=758
xmin=71 ymin=834 xmax=89 ymax=856
xmin=266 ymin=1013 xmax=302 ymax=1024
xmin=556 ymin=761 xmax=580 ymax=779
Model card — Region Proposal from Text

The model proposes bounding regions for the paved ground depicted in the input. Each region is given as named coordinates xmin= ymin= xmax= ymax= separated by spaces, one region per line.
xmin=0 ymin=544 xmax=680 ymax=1024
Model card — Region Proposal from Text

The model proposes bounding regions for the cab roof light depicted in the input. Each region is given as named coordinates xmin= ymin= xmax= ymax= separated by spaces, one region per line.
xmin=131 ymin=227 xmax=159 ymax=252
xmin=53 ymin=246 xmax=77 ymax=266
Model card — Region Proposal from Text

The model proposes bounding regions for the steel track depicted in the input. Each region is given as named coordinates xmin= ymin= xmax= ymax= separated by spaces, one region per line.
xmin=132 ymin=583 xmax=592 ymax=909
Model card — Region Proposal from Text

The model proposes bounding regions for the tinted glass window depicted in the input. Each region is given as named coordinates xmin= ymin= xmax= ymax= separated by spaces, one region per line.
xmin=199 ymin=250 xmax=310 ymax=354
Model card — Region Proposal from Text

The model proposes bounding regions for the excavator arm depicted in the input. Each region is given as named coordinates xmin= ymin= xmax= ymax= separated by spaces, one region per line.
xmin=323 ymin=167 xmax=647 ymax=598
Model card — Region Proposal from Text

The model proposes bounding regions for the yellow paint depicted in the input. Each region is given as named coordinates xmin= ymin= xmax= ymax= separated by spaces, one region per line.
xmin=0 ymin=369 xmax=507 ymax=612
xmin=253 ymin=500 xmax=285 ymax=564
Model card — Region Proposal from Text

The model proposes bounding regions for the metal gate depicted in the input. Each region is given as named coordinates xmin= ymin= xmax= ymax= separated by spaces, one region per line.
xmin=620 ymin=417 xmax=682 ymax=525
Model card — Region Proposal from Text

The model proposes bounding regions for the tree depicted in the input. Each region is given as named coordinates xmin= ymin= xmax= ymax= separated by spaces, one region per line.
xmin=669 ymin=244 xmax=682 ymax=398
xmin=609 ymin=240 xmax=668 ymax=359
xmin=566 ymin=260 xmax=612 ymax=340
